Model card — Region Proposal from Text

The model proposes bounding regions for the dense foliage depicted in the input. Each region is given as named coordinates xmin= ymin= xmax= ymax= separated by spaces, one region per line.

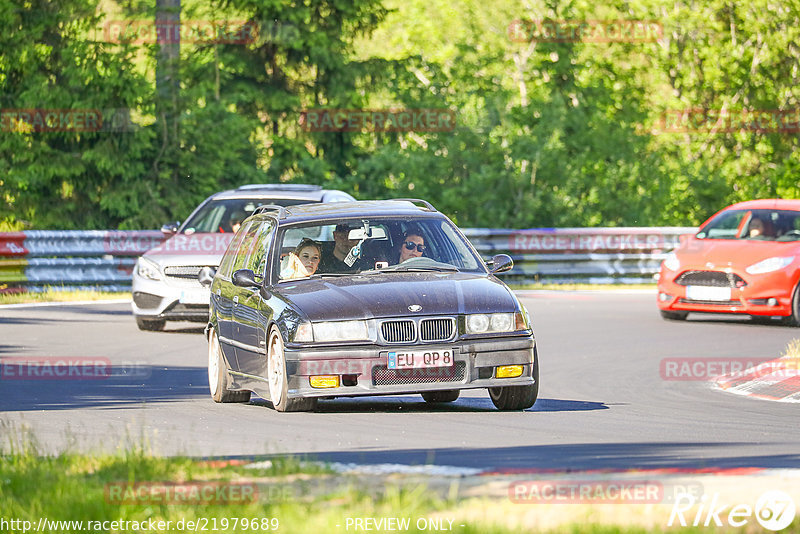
xmin=1 ymin=0 xmax=798 ymax=230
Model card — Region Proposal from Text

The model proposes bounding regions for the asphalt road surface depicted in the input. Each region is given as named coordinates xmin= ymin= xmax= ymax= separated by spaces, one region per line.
xmin=2 ymin=291 xmax=799 ymax=471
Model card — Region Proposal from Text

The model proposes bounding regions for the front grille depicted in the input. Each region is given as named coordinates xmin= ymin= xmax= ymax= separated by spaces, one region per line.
xmin=675 ymin=270 xmax=746 ymax=288
xmin=372 ymin=361 xmax=466 ymax=386
xmin=133 ymin=291 xmax=162 ymax=309
xmin=678 ymin=298 xmax=741 ymax=306
xmin=381 ymin=320 xmax=415 ymax=343
xmin=164 ymin=266 xmax=205 ymax=279
xmin=419 ymin=318 xmax=455 ymax=342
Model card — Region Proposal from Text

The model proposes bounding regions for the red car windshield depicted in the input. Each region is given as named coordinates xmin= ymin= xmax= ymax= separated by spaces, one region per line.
xmin=697 ymin=209 xmax=800 ymax=241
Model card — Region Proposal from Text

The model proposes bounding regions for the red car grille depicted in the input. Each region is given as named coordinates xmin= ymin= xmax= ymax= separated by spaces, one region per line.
xmin=675 ymin=270 xmax=746 ymax=288
xmin=678 ymin=298 xmax=741 ymax=306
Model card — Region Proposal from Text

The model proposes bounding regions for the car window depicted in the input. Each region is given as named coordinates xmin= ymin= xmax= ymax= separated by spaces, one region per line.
xmin=218 ymin=220 xmax=253 ymax=279
xmin=696 ymin=210 xmax=748 ymax=239
xmin=273 ymin=217 xmax=485 ymax=281
xmin=181 ymin=198 xmax=316 ymax=235
xmin=698 ymin=208 xmax=800 ymax=241
xmin=246 ymin=220 xmax=275 ymax=276
xmin=231 ymin=221 xmax=261 ymax=273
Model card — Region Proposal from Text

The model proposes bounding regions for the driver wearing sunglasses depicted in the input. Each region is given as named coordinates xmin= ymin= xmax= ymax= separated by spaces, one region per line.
xmin=398 ymin=232 xmax=426 ymax=263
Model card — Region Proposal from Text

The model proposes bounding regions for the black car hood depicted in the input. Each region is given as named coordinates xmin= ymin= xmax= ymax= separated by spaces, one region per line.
xmin=276 ymin=272 xmax=517 ymax=321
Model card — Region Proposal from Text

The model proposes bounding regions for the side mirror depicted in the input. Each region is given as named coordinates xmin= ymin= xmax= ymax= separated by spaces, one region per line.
xmin=161 ymin=221 xmax=180 ymax=236
xmin=488 ymin=254 xmax=514 ymax=274
xmin=198 ymin=266 xmax=216 ymax=288
xmin=232 ymin=269 xmax=260 ymax=288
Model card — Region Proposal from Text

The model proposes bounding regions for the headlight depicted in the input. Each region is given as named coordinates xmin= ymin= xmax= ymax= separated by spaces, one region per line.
xmin=515 ymin=308 xmax=531 ymax=330
xmin=293 ymin=322 xmax=313 ymax=342
xmin=312 ymin=320 xmax=369 ymax=342
xmin=136 ymin=257 xmax=162 ymax=281
xmin=466 ymin=313 xmax=517 ymax=334
xmin=662 ymin=252 xmax=680 ymax=271
xmin=745 ymin=256 xmax=794 ymax=275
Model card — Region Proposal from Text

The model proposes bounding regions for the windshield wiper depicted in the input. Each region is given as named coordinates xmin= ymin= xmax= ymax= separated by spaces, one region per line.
xmin=384 ymin=265 xmax=460 ymax=272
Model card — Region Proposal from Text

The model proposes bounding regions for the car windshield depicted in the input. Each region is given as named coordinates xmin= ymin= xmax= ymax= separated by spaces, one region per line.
xmin=696 ymin=209 xmax=800 ymax=241
xmin=275 ymin=217 xmax=485 ymax=281
xmin=181 ymin=198 xmax=314 ymax=235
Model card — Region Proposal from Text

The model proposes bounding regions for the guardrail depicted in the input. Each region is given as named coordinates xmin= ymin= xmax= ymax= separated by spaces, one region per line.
xmin=0 ymin=227 xmax=695 ymax=292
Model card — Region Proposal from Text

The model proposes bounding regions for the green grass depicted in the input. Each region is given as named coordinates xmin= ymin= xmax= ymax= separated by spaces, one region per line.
xmin=0 ymin=288 xmax=126 ymax=305
xmin=2 ymin=441 xmax=799 ymax=533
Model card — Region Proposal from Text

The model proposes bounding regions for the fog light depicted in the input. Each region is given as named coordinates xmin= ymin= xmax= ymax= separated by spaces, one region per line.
xmin=768 ymin=298 xmax=778 ymax=306
xmin=496 ymin=365 xmax=523 ymax=378
xmin=309 ymin=375 xmax=340 ymax=388
xmin=659 ymin=292 xmax=670 ymax=302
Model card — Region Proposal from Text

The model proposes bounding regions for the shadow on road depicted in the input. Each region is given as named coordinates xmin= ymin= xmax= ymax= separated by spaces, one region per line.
xmin=248 ymin=396 xmax=609 ymax=413
xmin=0 ymin=366 xmax=208 ymax=412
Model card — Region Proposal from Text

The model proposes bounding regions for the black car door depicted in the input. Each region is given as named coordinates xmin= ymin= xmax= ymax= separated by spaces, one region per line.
xmin=213 ymin=220 xmax=254 ymax=367
xmin=233 ymin=220 xmax=275 ymax=376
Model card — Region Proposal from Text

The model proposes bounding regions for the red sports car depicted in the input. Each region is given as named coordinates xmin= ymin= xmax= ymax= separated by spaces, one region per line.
xmin=657 ymin=199 xmax=800 ymax=324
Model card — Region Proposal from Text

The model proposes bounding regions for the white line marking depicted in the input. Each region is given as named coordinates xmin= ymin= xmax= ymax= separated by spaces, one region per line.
xmin=0 ymin=299 xmax=130 ymax=309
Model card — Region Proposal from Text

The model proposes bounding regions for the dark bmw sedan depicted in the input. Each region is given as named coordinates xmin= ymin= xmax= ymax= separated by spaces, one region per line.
xmin=204 ymin=199 xmax=539 ymax=411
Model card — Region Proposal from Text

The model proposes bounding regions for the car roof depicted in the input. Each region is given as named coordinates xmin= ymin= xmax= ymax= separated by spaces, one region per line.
xmin=725 ymin=199 xmax=800 ymax=211
xmin=210 ymin=183 xmax=354 ymax=202
xmin=254 ymin=199 xmax=443 ymax=225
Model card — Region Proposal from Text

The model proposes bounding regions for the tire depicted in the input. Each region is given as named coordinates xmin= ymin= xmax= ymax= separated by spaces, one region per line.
xmin=208 ymin=328 xmax=250 ymax=403
xmin=784 ymin=283 xmax=800 ymax=327
xmin=136 ymin=317 xmax=165 ymax=331
xmin=421 ymin=390 xmax=460 ymax=403
xmin=267 ymin=326 xmax=317 ymax=412
xmin=488 ymin=347 xmax=539 ymax=411
xmin=659 ymin=309 xmax=688 ymax=321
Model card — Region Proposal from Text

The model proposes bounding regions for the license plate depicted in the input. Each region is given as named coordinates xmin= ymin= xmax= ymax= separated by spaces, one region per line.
xmin=179 ymin=289 xmax=210 ymax=304
xmin=388 ymin=349 xmax=454 ymax=369
xmin=685 ymin=285 xmax=731 ymax=301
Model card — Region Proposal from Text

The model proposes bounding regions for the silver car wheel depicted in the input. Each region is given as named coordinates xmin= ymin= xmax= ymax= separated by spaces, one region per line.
xmin=267 ymin=329 xmax=285 ymax=408
xmin=208 ymin=328 xmax=221 ymax=397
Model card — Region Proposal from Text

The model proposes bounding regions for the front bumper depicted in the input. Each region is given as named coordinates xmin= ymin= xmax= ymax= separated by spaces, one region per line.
xmin=131 ymin=270 xmax=210 ymax=322
xmin=281 ymin=334 xmax=536 ymax=398
xmin=657 ymin=267 xmax=796 ymax=317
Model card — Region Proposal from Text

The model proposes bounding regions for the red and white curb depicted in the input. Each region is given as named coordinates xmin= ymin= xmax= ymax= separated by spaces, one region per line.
xmin=713 ymin=356 xmax=800 ymax=402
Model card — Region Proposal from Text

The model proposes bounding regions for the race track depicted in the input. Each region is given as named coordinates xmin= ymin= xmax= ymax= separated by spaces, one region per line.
xmin=1 ymin=291 xmax=799 ymax=471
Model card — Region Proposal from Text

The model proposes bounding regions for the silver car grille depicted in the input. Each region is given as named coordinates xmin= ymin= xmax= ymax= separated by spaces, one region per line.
xmin=379 ymin=317 xmax=456 ymax=343
xmin=419 ymin=318 xmax=455 ymax=342
xmin=381 ymin=320 xmax=416 ymax=343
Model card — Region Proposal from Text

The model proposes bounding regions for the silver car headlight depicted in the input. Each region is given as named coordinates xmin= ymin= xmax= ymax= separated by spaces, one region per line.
xmin=466 ymin=313 xmax=518 ymax=334
xmin=136 ymin=257 xmax=163 ymax=281
xmin=312 ymin=320 xmax=369 ymax=342
xmin=745 ymin=256 xmax=794 ymax=275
